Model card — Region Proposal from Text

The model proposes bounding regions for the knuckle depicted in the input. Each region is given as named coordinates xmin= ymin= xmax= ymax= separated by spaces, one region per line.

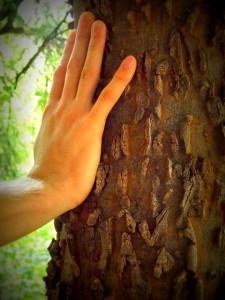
xmin=88 ymin=38 xmax=98 ymax=52
xmin=54 ymin=64 xmax=66 ymax=78
xmin=87 ymin=115 xmax=104 ymax=136
xmin=114 ymin=72 xmax=128 ymax=84
xmin=101 ymin=88 xmax=114 ymax=102
xmin=67 ymin=58 xmax=76 ymax=72
xmin=63 ymin=45 xmax=73 ymax=58
xmin=67 ymin=37 xmax=75 ymax=49
xmin=42 ymin=103 xmax=52 ymax=117
xmin=88 ymin=40 xmax=98 ymax=52
xmin=76 ymin=30 xmax=89 ymax=41
xmin=67 ymin=56 xmax=82 ymax=73
xmin=53 ymin=103 xmax=64 ymax=119
xmin=80 ymin=68 xmax=90 ymax=80
xmin=63 ymin=40 xmax=74 ymax=56
xmin=66 ymin=111 xmax=76 ymax=124
xmin=81 ymin=67 xmax=98 ymax=81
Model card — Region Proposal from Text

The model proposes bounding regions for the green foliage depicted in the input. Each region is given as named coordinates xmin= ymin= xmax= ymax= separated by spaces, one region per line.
xmin=0 ymin=0 xmax=70 ymax=179
xmin=0 ymin=222 xmax=56 ymax=300
xmin=0 ymin=0 xmax=71 ymax=298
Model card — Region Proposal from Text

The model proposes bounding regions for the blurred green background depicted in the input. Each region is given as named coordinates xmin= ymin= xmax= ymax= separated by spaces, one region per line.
xmin=0 ymin=0 xmax=72 ymax=298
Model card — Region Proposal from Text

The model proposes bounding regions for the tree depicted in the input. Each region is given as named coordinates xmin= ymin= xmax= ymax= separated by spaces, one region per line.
xmin=45 ymin=0 xmax=225 ymax=299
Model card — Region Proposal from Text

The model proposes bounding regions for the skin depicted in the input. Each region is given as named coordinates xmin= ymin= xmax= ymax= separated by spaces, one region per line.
xmin=0 ymin=12 xmax=137 ymax=246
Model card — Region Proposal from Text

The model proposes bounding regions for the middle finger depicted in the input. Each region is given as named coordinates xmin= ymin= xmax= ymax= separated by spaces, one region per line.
xmin=61 ymin=12 xmax=95 ymax=101
xmin=74 ymin=20 xmax=107 ymax=114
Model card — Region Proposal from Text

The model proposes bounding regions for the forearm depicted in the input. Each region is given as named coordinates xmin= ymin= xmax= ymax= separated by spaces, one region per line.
xmin=0 ymin=177 xmax=70 ymax=246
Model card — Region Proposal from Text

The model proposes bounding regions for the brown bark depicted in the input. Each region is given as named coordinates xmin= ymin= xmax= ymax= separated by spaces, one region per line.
xmin=45 ymin=0 xmax=225 ymax=299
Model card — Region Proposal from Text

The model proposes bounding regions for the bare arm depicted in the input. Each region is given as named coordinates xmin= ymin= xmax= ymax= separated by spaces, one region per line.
xmin=0 ymin=12 xmax=136 ymax=246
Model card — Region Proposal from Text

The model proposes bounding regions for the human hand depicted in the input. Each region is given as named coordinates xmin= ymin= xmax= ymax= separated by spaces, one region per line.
xmin=29 ymin=12 xmax=136 ymax=210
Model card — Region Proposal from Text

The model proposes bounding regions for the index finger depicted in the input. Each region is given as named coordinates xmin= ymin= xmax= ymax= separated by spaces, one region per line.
xmin=90 ymin=55 xmax=136 ymax=125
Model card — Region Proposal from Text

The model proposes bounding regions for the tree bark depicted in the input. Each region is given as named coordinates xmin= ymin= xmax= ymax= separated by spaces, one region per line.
xmin=45 ymin=0 xmax=225 ymax=299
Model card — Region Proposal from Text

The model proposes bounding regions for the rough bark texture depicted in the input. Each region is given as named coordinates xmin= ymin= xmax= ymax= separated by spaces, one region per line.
xmin=45 ymin=0 xmax=225 ymax=299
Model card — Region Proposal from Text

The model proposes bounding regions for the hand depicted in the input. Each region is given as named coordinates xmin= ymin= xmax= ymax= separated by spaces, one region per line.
xmin=29 ymin=12 xmax=136 ymax=210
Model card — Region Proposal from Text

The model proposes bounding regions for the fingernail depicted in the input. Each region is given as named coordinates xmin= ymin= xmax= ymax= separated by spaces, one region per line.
xmin=123 ymin=56 xmax=135 ymax=69
xmin=93 ymin=21 xmax=104 ymax=34
xmin=81 ymin=11 xmax=94 ymax=24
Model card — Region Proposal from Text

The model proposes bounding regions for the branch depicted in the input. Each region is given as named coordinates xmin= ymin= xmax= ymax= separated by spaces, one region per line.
xmin=0 ymin=0 xmax=24 ymax=35
xmin=0 ymin=26 xmax=25 ymax=35
xmin=14 ymin=10 xmax=70 ymax=88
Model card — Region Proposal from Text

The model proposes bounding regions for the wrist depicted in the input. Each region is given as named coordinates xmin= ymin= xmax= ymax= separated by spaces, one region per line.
xmin=0 ymin=176 xmax=70 ymax=245
xmin=27 ymin=168 xmax=77 ymax=213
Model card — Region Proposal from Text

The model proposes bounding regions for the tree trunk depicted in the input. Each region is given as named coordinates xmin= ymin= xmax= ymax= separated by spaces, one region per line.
xmin=45 ymin=0 xmax=225 ymax=299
